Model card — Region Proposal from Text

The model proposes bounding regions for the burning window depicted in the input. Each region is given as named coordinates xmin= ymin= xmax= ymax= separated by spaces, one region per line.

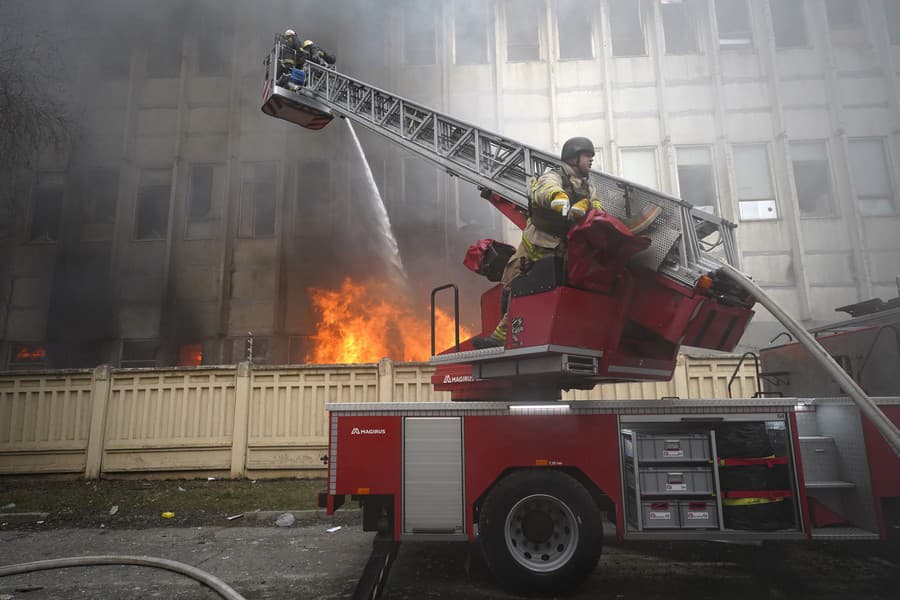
xmin=661 ymin=0 xmax=699 ymax=55
xmin=888 ymin=0 xmax=900 ymax=44
xmin=239 ymin=162 xmax=276 ymax=238
xmin=454 ymin=0 xmax=489 ymax=65
xmin=791 ymin=142 xmax=834 ymax=218
xmin=676 ymin=146 xmax=718 ymax=215
xmin=825 ymin=0 xmax=861 ymax=30
xmin=404 ymin=0 xmax=437 ymax=65
xmin=29 ymin=180 xmax=64 ymax=243
xmin=770 ymin=0 xmax=808 ymax=49
xmin=557 ymin=0 xmax=593 ymax=60
xmin=609 ymin=0 xmax=645 ymax=57
xmin=9 ymin=344 xmax=47 ymax=366
xmin=178 ymin=343 xmax=204 ymax=367
xmin=848 ymin=139 xmax=896 ymax=216
xmin=121 ymin=340 xmax=159 ymax=368
xmin=135 ymin=169 xmax=171 ymax=240
xmin=506 ymin=0 xmax=542 ymax=62
xmin=734 ymin=145 xmax=778 ymax=221
xmin=715 ymin=0 xmax=753 ymax=50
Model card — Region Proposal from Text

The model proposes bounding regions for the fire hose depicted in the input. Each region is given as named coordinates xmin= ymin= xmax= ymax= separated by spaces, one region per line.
xmin=0 ymin=555 xmax=247 ymax=600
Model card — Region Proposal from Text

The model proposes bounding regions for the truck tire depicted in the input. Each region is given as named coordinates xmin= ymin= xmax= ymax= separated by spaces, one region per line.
xmin=478 ymin=469 xmax=603 ymax=596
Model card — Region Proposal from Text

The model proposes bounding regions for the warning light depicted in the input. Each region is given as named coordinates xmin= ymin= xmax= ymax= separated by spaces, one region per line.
xmin=697 ymin=275 xmax=714 ymax=290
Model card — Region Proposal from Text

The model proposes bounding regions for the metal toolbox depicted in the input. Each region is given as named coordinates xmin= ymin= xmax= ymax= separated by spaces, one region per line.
xmin=639 ymin=466 xmax=714 ymax=495
xmin=636 ymin=433 xmax=710 ymax=462
xmin=641 ymin=500 xmax=679 ymax=528
xmin=678 ymin=499 xmax=719 ymax=529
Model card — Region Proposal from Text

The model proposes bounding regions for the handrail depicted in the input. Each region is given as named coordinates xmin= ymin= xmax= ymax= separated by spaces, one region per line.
xmin=727 ymin=351 xmax=760 ymax=399
xmin=430 ymin=284 xmax=460 ymax=357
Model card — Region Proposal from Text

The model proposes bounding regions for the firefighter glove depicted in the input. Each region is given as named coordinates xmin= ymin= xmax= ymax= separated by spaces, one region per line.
xmin=569 ymin=198 xmax=590 ymax=221
xmin=591 ymin=200 xmax=604 ymax=212
xmin=549 ymin=192 xmax=570 ymax=216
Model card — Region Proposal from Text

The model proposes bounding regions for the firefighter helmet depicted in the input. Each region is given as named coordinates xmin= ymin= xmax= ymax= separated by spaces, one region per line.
xmin=303 ymin=40 xmax=314 ymax=48
xmin=560 ymin=137 xmax=595 ymax=163
xmin=285 ymin=29 xmax=296 ymax=36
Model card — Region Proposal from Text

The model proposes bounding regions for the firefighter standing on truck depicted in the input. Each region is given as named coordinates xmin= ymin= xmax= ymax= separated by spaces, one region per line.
xmin=279 ymin=29 xmax=308 ymax=87
xmin=473 ymin=137 xmax=603 ymax=349
xmin=302 ymin=39 xmax=337 ymax=68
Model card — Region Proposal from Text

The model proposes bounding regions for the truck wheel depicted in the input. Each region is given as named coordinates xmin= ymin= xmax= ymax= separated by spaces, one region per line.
xmin=478 ymin=469 xmax=603 ymax=596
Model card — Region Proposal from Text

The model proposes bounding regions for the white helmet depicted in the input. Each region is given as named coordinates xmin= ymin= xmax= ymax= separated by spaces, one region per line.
xmin=284 ymin=29 xmax=296 ymax=36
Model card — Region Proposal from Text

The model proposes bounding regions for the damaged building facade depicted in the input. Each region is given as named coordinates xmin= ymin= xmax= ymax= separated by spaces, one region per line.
xmin=2 ymin=0 xmax=899 ymax=369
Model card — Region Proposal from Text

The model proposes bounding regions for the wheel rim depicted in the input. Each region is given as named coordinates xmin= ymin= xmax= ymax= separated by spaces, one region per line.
xmin=503 ymin=493 xmax=579 ymax=573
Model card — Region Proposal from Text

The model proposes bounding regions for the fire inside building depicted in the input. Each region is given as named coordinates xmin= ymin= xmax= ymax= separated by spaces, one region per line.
xmin=2 ymin=0 xmax=900 ymax=371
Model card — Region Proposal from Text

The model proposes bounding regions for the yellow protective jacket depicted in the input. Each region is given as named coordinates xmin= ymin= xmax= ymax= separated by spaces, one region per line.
xmin=524 ymin=163 xmax=602 ymax=249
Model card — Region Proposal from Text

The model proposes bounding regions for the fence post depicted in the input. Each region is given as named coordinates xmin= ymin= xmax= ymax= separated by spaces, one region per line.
xmin=84 ymin=364 xmax=112 ymax=480
xmin=378 ymin=357 xmax=394 ymax=402
xmin=231 ymin=361 xmax=252 ymax=478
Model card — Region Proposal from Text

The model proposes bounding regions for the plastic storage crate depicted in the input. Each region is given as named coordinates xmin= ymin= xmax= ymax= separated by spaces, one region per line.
xmin=636 ymin=433 xmax=710 ymax=462
xmin=678 ymin=500 xmax=718 ymax=529
xmin=641 ymin=500 xmax=679 ymax=528
xmin=639 ymin=466 xmax=715 ymax=495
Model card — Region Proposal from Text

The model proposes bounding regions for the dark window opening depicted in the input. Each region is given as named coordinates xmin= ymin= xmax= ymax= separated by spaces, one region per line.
xmin=661 ymin=1 xmax=699 ymax=55
xmin=715 ymin=0 xmax=753 ymax=49
xmin=771 ymin=0 xmax=808 ymax=48
xmin=147 ymin=28 xmax=183 ymax=78
xmin=10 ymin=344 xmax=47 ymax=365
xmin=121 ymin=340 xmax=159 ymax=368
xmin=678 ymin=165 xmax=718 ymax=214
xmin=197 ymin=30 xmax=232 ymax=76
xmin=454 ymin=0 xmax=489 ymax=64
xmin=885 ymin=0 xmax=900 ymax=44
xmin=135 ymin=175 xmax=171 ymax=240
xmin=791 ymin=143 xmax=834 ymax=217
xmin=557 ymin=0 xmax=593 ymax=60
xmin=240 ymin=163 xmax=277 ymax=237
xmin=826 ymin=0 xmax=861 ymax=30
xmin=609 ymin=0 xmax=645 ymax=57
xmin=404 ymin=1 xmax=437 ymax=65
xmin=506 ymin=0 xmax=542 ymax=62
xmin=178 ymin=342 xmax=203 ymax=366
xmin=84 ymin=168 xmax=119 ymax=225
xmin=30 ymin=185 xmax=63 ymax=242
xmin=189 ymin=165 xmax=214 ymax=221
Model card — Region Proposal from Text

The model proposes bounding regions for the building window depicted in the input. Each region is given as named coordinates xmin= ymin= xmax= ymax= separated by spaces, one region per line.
xmin=848 ymin=139 xmax=896 ymax=216
xmin=83 ymin=167 xmax=118 ymax=225
xmin=146 ymin=27 xmax=183 ymax=78
xmin=620 ymin=148 xmax=659 ymax=190
xmin=135 ymin=169 xmax=171 ymax=240
xmin=715 ymin=0 xmax=753 ymax=49
xmin=239 ymin=162 xmax=276 ymax=237
xmin=178 ymin=342 xmax=204 ymax=366
xmin=771 ymin=0 xmax=808 ymax=48
xmin=733 ymin=145 xmax=777 ymax=221
xmin=609 ymin=0 xmax=645 ymax=57
xmin=9 ymin=343 xmax=48 ymax=368
xmin=661 ymin=0 xmax=699 ymax=55
xmin=188 ymin=164 xmax=215 ymax=222
xmin=404 ymin=0 xmax=437 ymax=65
xmin=676 ymin=146 xmax=718 ymax=214
xmin=196 ymin=30 xmax=232 ymax=76
xmin=506 ymin=0 xmax=542 ymax=62
xmin=29 ymin=178 xmax=64 ymax=242
xmin=557 ymin=0 xmax=593 ymax=60
xmin=121 ymin=339 xmax=159 ymax=368
xmin=886 ymin=0 xmax=900 ymax=44
xmin=97 ymin=36 xmax=132 ymax=79
xmin=825 ymin=0 xmax=861 ymax=30
xmin=790 ymin=142 xmax=834 ymax=217
xmin=454 ymin=0 xmax=489 ymax=64
xmin=296 ymin=160 xmax=331 ymax=233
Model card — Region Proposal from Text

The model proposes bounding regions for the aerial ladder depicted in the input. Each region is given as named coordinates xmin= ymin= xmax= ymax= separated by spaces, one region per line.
xmin=262 ymin=40 xmax=900 ymax=456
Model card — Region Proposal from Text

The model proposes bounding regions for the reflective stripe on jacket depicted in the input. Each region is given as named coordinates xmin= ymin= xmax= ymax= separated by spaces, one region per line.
xmin=524 ymin=163 xmax=602 ymax=249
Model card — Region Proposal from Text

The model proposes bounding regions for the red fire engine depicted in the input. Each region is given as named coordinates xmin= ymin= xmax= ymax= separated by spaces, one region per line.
xmin=262 ymin=41 xmax=900 ymax=598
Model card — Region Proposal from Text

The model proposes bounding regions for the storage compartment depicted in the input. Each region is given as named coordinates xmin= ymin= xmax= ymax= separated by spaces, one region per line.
xmin=636 ymin=433 xmax=711 ymax=462
xmin=722 ymin=497 xmax=794 ymax=531
xmin=641 ymin=500 xmax=679 ymax=528
xmin=714 ymin=422 xmax=773 ymax=458
xmin=719 ymin=462 xmax=790 ymax=492
xmin=679 ymin=500 xmax=718 ymax=529
xmin=639 ymin=466 xmax=714 ymax=495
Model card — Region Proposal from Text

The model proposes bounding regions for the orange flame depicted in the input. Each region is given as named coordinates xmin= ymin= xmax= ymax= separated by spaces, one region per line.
xmin=12 ymin=345 xmax=46 ymax=363
xmin=178 ymin=343 xmax=203 ymax=367
xmin=306 ymin=278 xmax=471 ymax=363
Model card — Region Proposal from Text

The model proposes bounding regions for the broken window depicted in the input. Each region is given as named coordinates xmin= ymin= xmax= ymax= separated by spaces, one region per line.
xmin=886 ymin=0 xmax=900 ymax=44
xmin=9 ymin=343 xmax=48 ymax=367
xmin=506 ymin=0 xmax=542 ymax=62
xmin=404 ymin=0 xmax=437 ymax=65
xmin=239 ymin=162 xmax=277 ymax=237
xmin=676 ymin=146 xmax=718 ymax=214
xmin=733 ymin=145 xmax=778 ymax=221
xmin=620 ymin=148 xmax=659 ymax=190
xmin=189 ymin=164 xmax=215 ymax=221
xmin=825 ymin=0 xmax=861 ymax=30
xmin=790 ymin=142 xmax=834 ymax=218
xmin=121 ymin=339 xmax=159 ymax=368
xmin=29 ymin=177 xmax=64 ymax=242
xmin=770 ymin=0 xmax=808 ymax=48
xmin=609 ymin=0 xmax=646 ymax=56
xmin=557 ymin=0 xmax=594 ymax=60
xmin=454 ymin=0 xmax=489 ymax=64
xmin=661 ymin=0 xmax=699 ymax=55
xmin=848 ymin=139 xmax=896 ymax=216
xmin=83 ymin=167 xmax=119 ymax=227
xmin=135 ymin=169 xmax=171 ymax=240
xmin=715 ymin=0 xmax=753 ymax=49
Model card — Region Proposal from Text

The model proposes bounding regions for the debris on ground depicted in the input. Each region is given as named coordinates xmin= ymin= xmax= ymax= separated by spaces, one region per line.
xmin=275 ymin=513 xmax=295 ymax=527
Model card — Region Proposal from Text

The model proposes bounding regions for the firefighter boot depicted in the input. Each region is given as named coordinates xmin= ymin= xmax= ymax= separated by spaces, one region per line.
xmin=472 ymin=290 xmax=510 ymax=349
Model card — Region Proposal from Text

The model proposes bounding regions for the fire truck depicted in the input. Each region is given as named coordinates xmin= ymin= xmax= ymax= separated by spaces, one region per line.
xmin=262 ymin=41 xmax=900 ymax=598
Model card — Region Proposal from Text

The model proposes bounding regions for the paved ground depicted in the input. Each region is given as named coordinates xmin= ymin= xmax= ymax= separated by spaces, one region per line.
xmin=0 ymin=517 xmax=898 ymax=599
